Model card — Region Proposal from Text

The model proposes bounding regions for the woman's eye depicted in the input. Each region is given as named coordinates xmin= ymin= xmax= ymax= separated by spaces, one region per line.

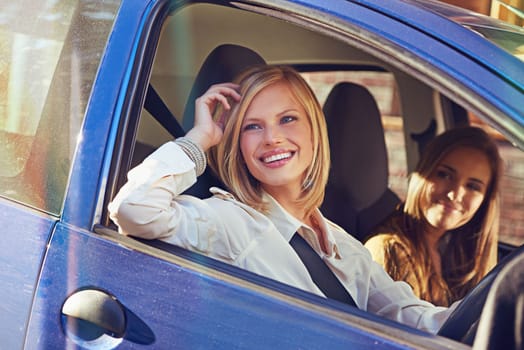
xmin=281 ymin=115 xmax=297 ymax=124
xmin=467 ymin=182 xmax=483 ymax=192
xmin=435 ymin=170 xmax=451 ymax=180
xmin=243 ymin=123 xmax=261 ymax=131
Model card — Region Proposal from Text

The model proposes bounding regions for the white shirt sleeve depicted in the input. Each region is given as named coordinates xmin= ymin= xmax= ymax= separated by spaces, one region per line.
xmin=108 ymin=141 xmax=241 ymax=262
xmin=108 ymin=141 xmax=198 ymax=238
xmin=366 ymin=259 xmax=456 ymax=333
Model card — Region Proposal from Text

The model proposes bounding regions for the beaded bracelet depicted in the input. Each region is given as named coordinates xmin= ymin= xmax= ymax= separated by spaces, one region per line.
xmin=175 ymin=137 xmax=207 ymax=176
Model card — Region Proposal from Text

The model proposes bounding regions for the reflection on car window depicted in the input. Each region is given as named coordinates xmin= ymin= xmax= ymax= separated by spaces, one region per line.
xmin=0 ymin=0 xmax=120 ymax=214
xmin=496 ymin=137 xmax=524 ymax=246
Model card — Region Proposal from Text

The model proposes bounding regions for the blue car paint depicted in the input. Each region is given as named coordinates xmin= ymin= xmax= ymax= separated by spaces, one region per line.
xmin=0 ymin=0 xmax=521 ymax=348
xmin=0 ymin=201 xmax=55 ymax=350
xmin=62 ymin=0 xmax=156 ymax=229
xmin=26 ymin=224 xmax=421 ymax=349
xmin=358 ymin=0 xmax=524 ymax=89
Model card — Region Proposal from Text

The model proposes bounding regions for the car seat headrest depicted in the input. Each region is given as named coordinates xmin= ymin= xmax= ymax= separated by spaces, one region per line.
xmin=321 ymin=82 xmax=399 ymax=239
xmin=324 ymin=82 xmax=389 ymax=208
xmin=182 ymin=44 xmax=266 ymax=130
xmin=181 ymin=44 xmax=266 ymax=198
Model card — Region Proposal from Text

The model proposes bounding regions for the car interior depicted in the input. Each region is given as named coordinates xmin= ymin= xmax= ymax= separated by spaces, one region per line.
xmin=109 ymin=2 xmax=497 ymax=240
xmin=101 ymin=1 xmax=523 ymax=345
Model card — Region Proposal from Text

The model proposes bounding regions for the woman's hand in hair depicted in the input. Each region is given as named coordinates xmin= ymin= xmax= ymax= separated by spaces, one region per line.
xmin=186 ymin=83 xmax=241 ymax=151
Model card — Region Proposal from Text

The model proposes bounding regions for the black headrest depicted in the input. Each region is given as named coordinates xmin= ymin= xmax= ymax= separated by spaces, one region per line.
xmin=323 ymin=82 xmax=389 ymax=209
xmin=321 ymin=82 xmax=399 ymax=239
xmin=182 ymin=44 xmax=266 ymax=130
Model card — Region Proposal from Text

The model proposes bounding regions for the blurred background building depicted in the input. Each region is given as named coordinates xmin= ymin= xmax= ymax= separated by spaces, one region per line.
xmin=442 ymin=0 xmax=523 ymax=26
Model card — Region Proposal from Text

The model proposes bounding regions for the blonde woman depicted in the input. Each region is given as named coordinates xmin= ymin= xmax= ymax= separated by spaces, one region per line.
xmin=110 ymin=65 xmax=454 ymax=333
xmin=365 ymin=127 xmax=502 ymax=306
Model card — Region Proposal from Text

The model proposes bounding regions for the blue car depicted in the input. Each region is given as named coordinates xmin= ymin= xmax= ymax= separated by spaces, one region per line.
xmin=1 ymin=0 xmax=523 ymax=349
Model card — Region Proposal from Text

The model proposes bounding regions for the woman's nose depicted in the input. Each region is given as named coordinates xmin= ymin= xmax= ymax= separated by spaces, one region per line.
xmin=446 ymin=183 xmax=466 ymax=202
xmin=263 ymin=125 xmax=282 ymax=144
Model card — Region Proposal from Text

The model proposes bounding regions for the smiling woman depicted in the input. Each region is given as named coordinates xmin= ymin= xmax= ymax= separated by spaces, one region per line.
xmin=365 ymin=126 xmax=502 ymax=307
xmin=238 ymin=81 xmax=314 ymax=207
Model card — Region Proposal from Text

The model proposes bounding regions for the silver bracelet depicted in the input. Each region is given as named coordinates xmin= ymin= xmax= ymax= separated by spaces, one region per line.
xmin=175 ymin=137 xmax=207 ymax=176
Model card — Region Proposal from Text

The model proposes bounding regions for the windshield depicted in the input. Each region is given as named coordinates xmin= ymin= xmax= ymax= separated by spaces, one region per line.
xmin=0 ymin=0 xmax=120 ymax=215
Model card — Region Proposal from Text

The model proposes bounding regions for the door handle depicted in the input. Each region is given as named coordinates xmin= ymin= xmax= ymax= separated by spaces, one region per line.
xmin=61 ymin=289 xmax=125 ymax=349
xmin=61 ymin=287 xmax=155 ymax=348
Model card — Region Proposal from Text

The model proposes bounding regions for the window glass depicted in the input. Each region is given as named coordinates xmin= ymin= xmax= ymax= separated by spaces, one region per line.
xmin=0 ymin=0 xmax=120 ymax=214
xmin=466 ymin=25 xmax=524 ymax=61
xmin=497 ymin=138 xmax=524 ymax=246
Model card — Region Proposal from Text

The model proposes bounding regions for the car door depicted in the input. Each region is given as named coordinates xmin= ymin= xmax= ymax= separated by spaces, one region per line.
xmin=0 ymin=205 xmax=55 ymax=350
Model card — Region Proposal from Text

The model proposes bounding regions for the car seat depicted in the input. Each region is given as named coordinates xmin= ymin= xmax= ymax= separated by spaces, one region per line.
xmin=181 ymin=44 xmax=266 ymax=198
xmin=320 ymin=82 xmax=400 ymax=241
xmin=182 ymin=43 xmax=266 ymax=131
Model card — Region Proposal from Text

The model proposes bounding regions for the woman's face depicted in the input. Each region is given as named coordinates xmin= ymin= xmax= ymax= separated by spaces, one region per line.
xmin=239 ymin=81 xmax=313 ymax=197
xmin=420 ymin=146 xmax=492 ymax=235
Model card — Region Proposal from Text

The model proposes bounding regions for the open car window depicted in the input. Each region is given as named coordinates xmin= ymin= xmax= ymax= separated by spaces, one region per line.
xmin=120 ymin=2 xmax=523 ymax=248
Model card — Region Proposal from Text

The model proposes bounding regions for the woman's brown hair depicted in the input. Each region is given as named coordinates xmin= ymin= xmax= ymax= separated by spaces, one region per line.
xmin=402 ymin=126 xmax=502 ymax=304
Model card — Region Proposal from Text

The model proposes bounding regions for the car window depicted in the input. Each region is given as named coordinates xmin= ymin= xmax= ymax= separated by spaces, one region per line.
xmin=0 ymin=0 xmax=119 ymax=214
xmin=495 ymin=136 xmax=524 ymax=246
xmin=467 ymin=25 xmax=524 ymax=61
xmin=101 ymin=3 xmax=524 ymax=345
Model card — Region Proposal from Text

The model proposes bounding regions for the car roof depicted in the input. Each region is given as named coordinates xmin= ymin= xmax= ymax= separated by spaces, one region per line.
xmin=347 ymin=0 xmax=524 ymax=89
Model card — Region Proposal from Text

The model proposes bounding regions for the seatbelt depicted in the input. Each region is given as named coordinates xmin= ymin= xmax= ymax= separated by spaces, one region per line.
xmin=290 ymin=233 xmax=357 ymax=307
xmin=145 ymin=84 xmax=185 ymax=138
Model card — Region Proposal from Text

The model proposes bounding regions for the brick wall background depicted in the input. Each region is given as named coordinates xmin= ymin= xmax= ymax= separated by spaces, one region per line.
xmin=303 ymin=72 xmax=524 ymax=246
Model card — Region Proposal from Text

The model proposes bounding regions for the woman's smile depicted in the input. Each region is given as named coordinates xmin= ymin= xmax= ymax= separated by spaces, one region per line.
xmin=260 ymin=150 xmax=294 ymax=166
xmin=421 ymin=146 xmax=491 ymax=235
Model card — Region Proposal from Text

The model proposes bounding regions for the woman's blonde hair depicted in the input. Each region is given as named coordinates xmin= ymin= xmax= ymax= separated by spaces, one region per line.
xmin=207 ymin=65 xmax=330 ymax=215
xmin=403 ymin=126 xmax=502 ymax=303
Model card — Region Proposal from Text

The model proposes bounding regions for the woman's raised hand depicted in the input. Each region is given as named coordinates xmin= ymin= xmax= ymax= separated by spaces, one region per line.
xmin=185 ymin=83 xmax=241 ymax=151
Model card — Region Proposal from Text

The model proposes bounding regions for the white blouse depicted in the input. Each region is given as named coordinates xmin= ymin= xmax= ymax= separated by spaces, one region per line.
xmin=109 ymin=141 xmax=455 ymax=334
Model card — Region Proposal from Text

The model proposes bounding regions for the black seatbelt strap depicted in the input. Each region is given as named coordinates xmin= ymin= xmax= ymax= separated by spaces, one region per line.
xmin=145 ymin=84 xmax=185 ymax=138
xmin=290 ymin=233 xmax=357 ymax=307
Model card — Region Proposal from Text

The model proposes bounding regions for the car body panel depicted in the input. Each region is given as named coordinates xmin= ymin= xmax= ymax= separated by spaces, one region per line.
xmin=26 ymin=224 xmax=450 ymax=349
xmin=0 ymin=200 xmax=55 ymax=350
xmin=360 ymin=0 xmax=524 ymax=84
xmin=62 ymin=0 xmax=154 ymax=229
